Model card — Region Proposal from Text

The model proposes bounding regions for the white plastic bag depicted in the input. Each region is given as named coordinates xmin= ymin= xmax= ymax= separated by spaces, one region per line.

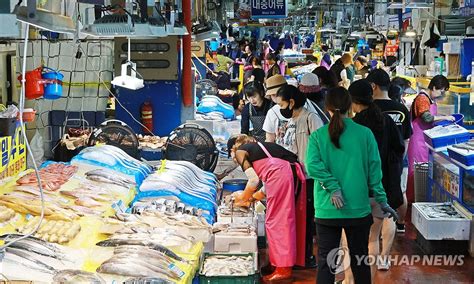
xmin=27 ymin=130 xmax=44 ymax=168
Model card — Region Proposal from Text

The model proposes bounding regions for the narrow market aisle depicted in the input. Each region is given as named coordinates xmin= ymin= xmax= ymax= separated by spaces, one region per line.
xmin=262 ymin=211 xmax=474 ymax=283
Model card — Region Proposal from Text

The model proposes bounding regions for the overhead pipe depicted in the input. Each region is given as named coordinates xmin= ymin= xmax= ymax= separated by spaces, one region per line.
xmin=182 ymin=0 xmax=193 ymax=107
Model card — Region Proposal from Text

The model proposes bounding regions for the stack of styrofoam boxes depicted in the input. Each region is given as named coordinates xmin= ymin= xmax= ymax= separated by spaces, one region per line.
xmin=214 ymin=207 xmax=258 ymax=253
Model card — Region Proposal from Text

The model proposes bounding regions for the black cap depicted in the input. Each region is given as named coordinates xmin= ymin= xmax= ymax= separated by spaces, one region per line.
xmin=349 ymin=79 xmax=374 ymax=105
xmin=227 ymin=137 xmax=237 ymax=158
xmin=366 ymin=69 xmax=391 ymax=88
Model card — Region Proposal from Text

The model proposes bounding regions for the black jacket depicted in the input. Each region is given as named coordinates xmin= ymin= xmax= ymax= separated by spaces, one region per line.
xmin=330 ymin=59 xmax=345 ymax=83
xmin=353 ymin=110 xmax=405 ymax=209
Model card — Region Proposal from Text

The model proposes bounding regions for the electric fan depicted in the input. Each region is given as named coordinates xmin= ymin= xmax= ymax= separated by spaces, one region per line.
xmin=88 ymin=120 xmax=140 ymax=159
xmin=163 ymin=124 xmax=218 ymax=172
xmin=195 ymin=79 xmax=218 ymax=102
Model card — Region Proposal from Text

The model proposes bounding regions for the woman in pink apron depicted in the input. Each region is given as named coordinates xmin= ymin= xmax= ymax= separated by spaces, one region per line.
xmin=228 ymin=135 xmax=306 ymax=282
xmin=407 ymin=75 xmax=452 ymax=203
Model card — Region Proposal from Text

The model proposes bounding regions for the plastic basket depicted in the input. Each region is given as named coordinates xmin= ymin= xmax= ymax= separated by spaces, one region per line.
xmin=447 ymin=147 xmax=474 ymax=168
xmin=414 ymin=163 xmax=429 ymax=202
xmin=199 ymin=252 xmax=259 ymax=284
xmin=434 ymin=113 xmax=464 ymax=127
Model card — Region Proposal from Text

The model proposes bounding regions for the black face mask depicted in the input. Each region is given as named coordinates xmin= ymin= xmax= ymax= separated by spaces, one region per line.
xmin=280 ymin=105 xmax=293 ymax=119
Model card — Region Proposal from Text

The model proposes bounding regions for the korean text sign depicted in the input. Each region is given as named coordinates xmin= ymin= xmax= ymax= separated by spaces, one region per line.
xmin=251 ymin=0 xmax=287 ymax=19
xmin=0 ymin=124 xmax=26 ymax=180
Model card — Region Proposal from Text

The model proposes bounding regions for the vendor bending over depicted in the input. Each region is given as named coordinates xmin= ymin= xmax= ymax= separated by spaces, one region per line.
xmin=227 ymin=134 xmax=306 ymax=282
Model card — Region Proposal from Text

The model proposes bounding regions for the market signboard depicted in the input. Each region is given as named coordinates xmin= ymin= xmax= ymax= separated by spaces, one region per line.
xmin=0 ymin=124 xmax=26 ymax=180
xmin=251 ymin=0 xmax=287 ymax=19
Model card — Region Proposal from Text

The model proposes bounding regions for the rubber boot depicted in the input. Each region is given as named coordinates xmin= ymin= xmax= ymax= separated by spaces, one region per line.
xmin=263 ymin=267 xmax=292 ymax=282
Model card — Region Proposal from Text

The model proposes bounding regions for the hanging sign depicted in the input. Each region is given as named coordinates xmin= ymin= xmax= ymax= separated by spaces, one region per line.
xmin=0 ymin=123 xmax=26 ymax=180
xmin=251 ymin=0 xmax=287 ymax=19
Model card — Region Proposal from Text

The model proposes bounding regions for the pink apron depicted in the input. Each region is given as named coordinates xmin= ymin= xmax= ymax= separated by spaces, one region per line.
xmin=407 ymin=92 xmax=437 ymax=201
xmin=252 ymin=142 xmax=306 ymax=267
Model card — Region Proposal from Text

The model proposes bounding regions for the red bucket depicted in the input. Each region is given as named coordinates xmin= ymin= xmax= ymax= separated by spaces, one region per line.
xmin=17 ymin=67 xmax=44 ymax=100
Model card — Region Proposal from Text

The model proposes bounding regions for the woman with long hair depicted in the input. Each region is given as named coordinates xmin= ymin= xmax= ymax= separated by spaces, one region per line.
xmin=305 ymin=87 xmax=397 ymax=284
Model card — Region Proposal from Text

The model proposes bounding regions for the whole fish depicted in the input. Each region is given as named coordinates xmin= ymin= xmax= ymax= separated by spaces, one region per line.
xmin=4 ymin=253 xmax=54 ymax=274
xmin=6 ymin=247 xmax=57 ymax=273
xmin=114 ymin=245 xmax=174 ymax=263
xmin=95 ymin=239 xmax=185 ymax=263
xmin=86 ymin=169 xmax=136 ymax=186
xmin=0 ymin=235 xmax=66 ymax=260
xmin=106 ymin=254 xmax=179 ymax=279
xmin=53 ymin=269 xmax=105 ymax=284
xmin=85 ymin=175 xmax=130 ymax=189
xmin=124 ymin=277 xmax=174 ymax=284
xmin=97 ymin=261 xmax=172 ymax=280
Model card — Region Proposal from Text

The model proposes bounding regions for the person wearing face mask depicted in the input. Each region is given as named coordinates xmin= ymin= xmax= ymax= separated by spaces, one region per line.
xmin=228 ymin=134 xmax=307 ymax=282
xmin=305 ymin=87 xmax=395 ymax=284
xmin=407 ymin=75 xmax=453 ymax=203
xmin=241 ymin=81 xmax=274 ymax=142
xmin=276 ymin=84 xmax=324 ymax=269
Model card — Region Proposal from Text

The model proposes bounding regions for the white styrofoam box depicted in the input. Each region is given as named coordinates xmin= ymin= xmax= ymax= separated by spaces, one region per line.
xmin=412 ymin=202 xmax=470 ymax=240
xmin=204 ymin=234 xmax=215 ymax=253
xmin=186 ymin=119 xmax=226 ymax=137
xmin=443 ymin=42 xmax=461 ymax=54
xmin=217 ymin=214 xmax=257 ymax=227
xmin=226 ymin=120 xmax=241 ymax=137
xmin=214 ymin=233 xmax=258 ymax=253
xmin=257 ymin=213 xmax=265 ymax=237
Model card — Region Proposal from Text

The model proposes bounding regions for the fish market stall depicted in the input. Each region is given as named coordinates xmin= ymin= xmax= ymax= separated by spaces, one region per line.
xmin=418 ymin=122 xmax=474 ymax=255
xmin=0 ymin=145 xmax=213 ymax=283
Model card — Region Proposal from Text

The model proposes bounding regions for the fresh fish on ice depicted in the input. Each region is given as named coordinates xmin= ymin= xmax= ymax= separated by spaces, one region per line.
xmin=124 ymin=277 xmax=174 ymax=284
xmin=53 ymin=269 xmax=105 ymax=284
xmin=95 ymin=239 xmax=185 ymax=263
xmin=0 ymin=234 xmax=66 ymax=260
xmin=5 ymin=247 xmax=57 ymax=273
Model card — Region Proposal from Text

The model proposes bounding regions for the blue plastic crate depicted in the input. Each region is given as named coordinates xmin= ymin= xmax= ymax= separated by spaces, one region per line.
xmin=424 ymin=132 xmax=471 ymax=151
xmin=448 ymin=147 xmax=474 ymax=167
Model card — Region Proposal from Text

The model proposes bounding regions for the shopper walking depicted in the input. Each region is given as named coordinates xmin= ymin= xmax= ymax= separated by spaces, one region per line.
xmin=276 ymin=85 xmax=324 ymax=268
xmin=349 ymin=80 xmax=404 ymax=278
xmin=330 ymin=53 xmax=353 ymax=88
xmin=266 ymin=53 xmax=281 ymax=80
xmin=388 ymin=77 xmax=418 ymax=233
xmin=407 ymin=75 xmax=453 ymax=203
xmin=367 ymin=70 xmax=412 ymax=247
xmin=241 ymin=81 xmax=274 ymax=143
xmin=299 ymin=73 xmax=329 ymax=123
xmin=228 ymin=135 xmax=306 ymax=282
xmin=263 ymin=75 xmax=290 ymax=143
xmin=305 ymin=87 xmax=397 ymax=284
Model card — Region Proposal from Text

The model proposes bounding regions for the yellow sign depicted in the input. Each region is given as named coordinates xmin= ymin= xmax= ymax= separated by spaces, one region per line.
xmin=0 ymin=124 xmax=26 ymax=180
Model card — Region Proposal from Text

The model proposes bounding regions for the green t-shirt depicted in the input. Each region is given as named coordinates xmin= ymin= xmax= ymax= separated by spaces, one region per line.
xmin=215 ymin=55 xmax=233 ymax=73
